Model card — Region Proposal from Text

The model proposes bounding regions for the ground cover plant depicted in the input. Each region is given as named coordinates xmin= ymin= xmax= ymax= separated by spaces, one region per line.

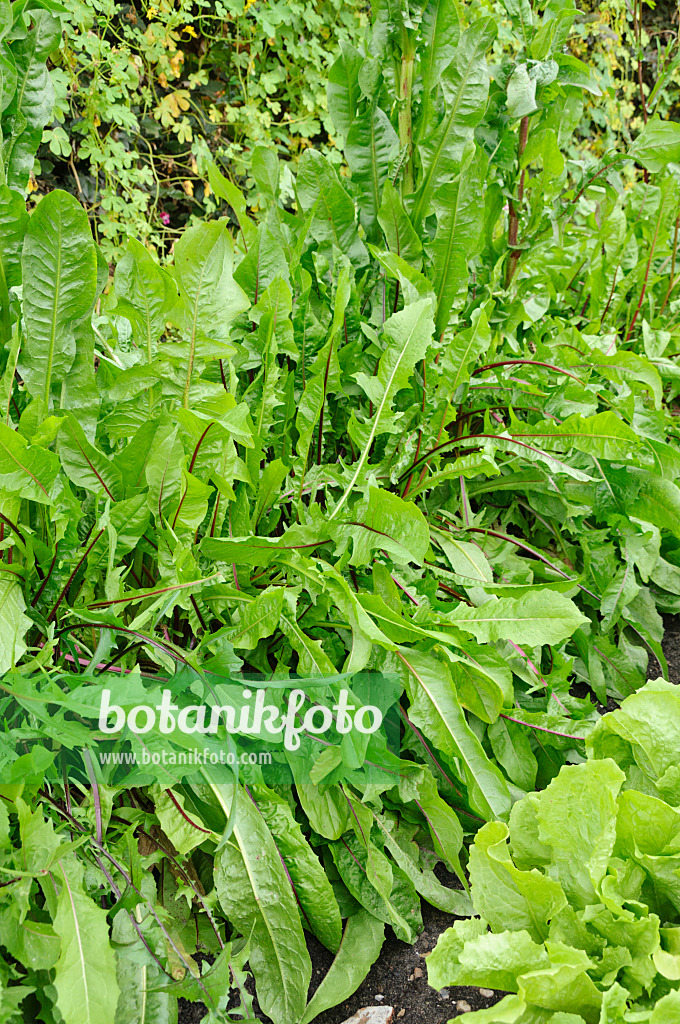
xmin=0 ymin=0 xmax=679 ymax=1021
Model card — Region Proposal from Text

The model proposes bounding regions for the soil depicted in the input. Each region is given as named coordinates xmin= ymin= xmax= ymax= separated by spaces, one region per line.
xmin=177 ymin=616 xmax=680 ymax=1024
xmin=308 ymin=900 xmax=505 ymax=1024
xmin=648 ymin=614 xmax=680 ymax=685
xmin=177 ymin=896 xmax=504 ymax=1023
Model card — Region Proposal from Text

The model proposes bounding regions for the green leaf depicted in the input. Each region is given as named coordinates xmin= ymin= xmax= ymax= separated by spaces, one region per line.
xmin=554 ymin=53 xmax=602 ymax=95
xmin=469 ymin=821 xmax=567 ymax=942
xmin=0 ymin=185 xmax=27 ymax=339
xmin=169 ymin=220 xmax=249 ymax=408
xmin=112 ymin=904 xmax=187 ymax=1023
xmin=445 ymin=591 xmax=587 ymax=646
xmin=588 ymin=679 xmax=680 ymax=800
xmin=53 ymin=858 xmax=120 ymax=1024
xmin=331 ymin=832 xmax=422 ymax=942
xmin=629 ymin=473 xmax=680 ymax=539
xmin=332 ymin=486 xmax=429 ymax=566
xmin=234 ymin=223 xmax=291 ymax=304
xmin=3 ymin=10 xmax=61 ymax=191
xmin=630 ymin=116 xmax=680 ymax=172
xmin=58 ymin=413 xmax=123 ymax=501
xmin=0 ymin=905 xmax=60 ymax=971
xmin=327 ymin=42 xmax=364 ymax=138
xmin=418 ymin=0 xmax=462 ymax=138
xmin=378 ymin=180 xmax=422 ymax=267
xmin=224 ymin=586 xmax=284 ymax=650
xmin=488 ymin=717 xmax=538 ymax=791
xmin=309 ymin=746 xmax=343 ymax=784
xmin=434 ymin=306 xmax=492 ymax=410
xmin=332 ymin=297 xmax=435 ymax=518
xmin=213 ymin=785 xmax=311 ymax=1024
xmin=432 ymin=528 xmax=493 ymax=586
xmin=21 ymin=190 xmax=98 ymax=407
xmin=427 ymin=143 xmax=487 ymax=335
xmin=396 ymin=647 xmax=512 ymax=821
xmin=346 ymin=106 xmax=399 ymax=241
xmin=534 ymin=759 xmax=625 ymax=908
xmin=296 ymin=783 xmax=351 ymax=840
xmin=507 ymin=63 xmax=539 ymax=119
xmin=298 ymin=910 xmax=385 ymax=1024
xmin=0 ymin=576 xmax=32 ymax=674
xmin=0 ymin=418 xmax=60 ymax=501
xmin=296 ymin=149 xmax=366 ymax=265
xmin=251 ymin=145 xmax=280 ymax=201
xmin=249 ymin=783 xmax=343 ymax=953
xmin=153 ymin=787 xmax=209 ymax=857
xmin=412 ymin=17 xmax=497 ymax=227
xmin=281 ymin=614 xmax=337 ymax=676
xmin=111 ymin=237 xmax=177 ymax=363
xmin=201 ymin=524 xmax=331 ymax=567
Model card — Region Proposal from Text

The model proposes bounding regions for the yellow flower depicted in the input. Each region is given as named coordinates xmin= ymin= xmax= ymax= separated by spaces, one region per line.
xmin=182 ymin=25 xmax=197 ymax=38
xmin=182 ymin=179 xmax=194 ymax=197
xmin=147 ymin=5 xmax=157 ymax=17
xmin=26 ymin=176 xmax=38 ymax=194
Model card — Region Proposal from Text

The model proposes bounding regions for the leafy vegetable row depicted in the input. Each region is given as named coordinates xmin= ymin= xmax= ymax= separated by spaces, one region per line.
xmin=0 ymin=0 xmax=679 ymax=1021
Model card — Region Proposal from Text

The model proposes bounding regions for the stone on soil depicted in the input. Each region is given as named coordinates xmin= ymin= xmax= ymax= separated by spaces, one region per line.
xmin=340 ymin=1007 xmax=394 ymax=1024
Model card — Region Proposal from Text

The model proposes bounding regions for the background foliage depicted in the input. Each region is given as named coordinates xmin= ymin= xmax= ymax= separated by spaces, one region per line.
xmin=39 ymin=0 xmax=368 ymax=256
xmin=31 ymin=0 xmax=680 ymax=258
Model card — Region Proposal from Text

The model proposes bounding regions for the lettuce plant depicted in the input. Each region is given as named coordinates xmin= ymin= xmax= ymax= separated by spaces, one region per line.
xmin=428 ymin=679 xmax=680 ymax=1023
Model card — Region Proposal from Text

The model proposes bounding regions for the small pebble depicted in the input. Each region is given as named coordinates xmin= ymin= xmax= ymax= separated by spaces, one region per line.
xmin=457 ymin=1001 xmax=472 ymax=1013
xmin=375 ymin=994 xmax=385 ymax=1002
xmin=408 ymin=973 xmax=414 ymax=982
xmin=413 ymin=967 xmax=423 ymax=979
xmin=397 ymin=1011 xmax=405 ymax=1019
xmin=438 ymin=988 xmax=450 ymax=1000
xmin=479 ymin=988 xmax=494 ymax=998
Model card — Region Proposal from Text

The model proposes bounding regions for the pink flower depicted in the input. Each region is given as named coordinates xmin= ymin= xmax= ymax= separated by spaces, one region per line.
xmin=160 ymin=211 xmax=170 ymax=226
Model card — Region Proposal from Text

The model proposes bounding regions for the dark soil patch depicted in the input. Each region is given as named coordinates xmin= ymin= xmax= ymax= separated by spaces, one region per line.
xmin=648 ymin=614 xmax=680 ymax=684
xmin=178 ymin=876 xmax=503 ymax=1024
xmin=310 ymin=899 xmax=503 ymax=1024
xmin=178 ymin=617 xmax=680 ymax=1024
xmin=178 ymin=897 xmax=503 ymax=1023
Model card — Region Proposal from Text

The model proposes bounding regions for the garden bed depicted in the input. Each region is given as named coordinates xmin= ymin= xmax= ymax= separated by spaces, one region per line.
xmin=177 ymin=616 xmax=680 ymax=1024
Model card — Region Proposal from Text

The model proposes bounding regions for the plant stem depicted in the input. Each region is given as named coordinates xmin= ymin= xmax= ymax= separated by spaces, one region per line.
xmin=505 ymin=115 xmax=530 ymax=288
xmin=660 ymin=203 xmax=680 ymax=315
xmin=625 ymin=205 xmax=663 ymax=342
xmin=398 ymin=25 xmax=416 ymax=196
